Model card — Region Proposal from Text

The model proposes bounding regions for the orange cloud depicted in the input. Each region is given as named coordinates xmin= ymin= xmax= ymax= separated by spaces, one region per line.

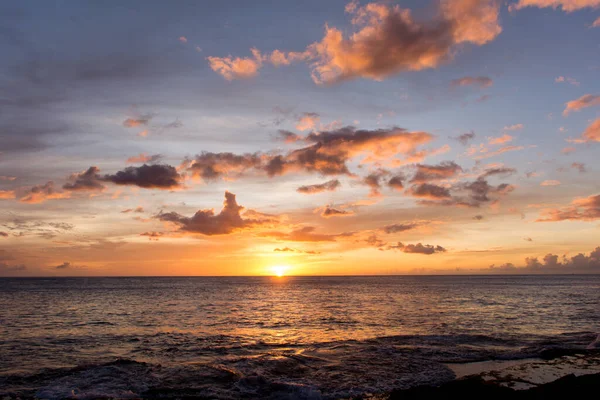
xmin=509 ymin=0 xmax=600 ymax=12
xmin=0 ymin=190 xmax=16 ymax=200
xmin=563 ymin=94 xmax=600 ymax=116
xmin=209 ymin=1 xmax=502 ymax=84
xmin=488 ymin=134 xmax=513 ymax=145
xmin=19 ymin=182 xmax=70 ymax=204
xmin=207 ymin=48 xmax=263 ymax=80
xmin=296 ymin=112 xmax=320 ymax=131
xmin=123 ymin=114 xmax=153 ymax=127
xmin=307 ymin=0 xmax=502 ymax=84
xmin=581 ymin=118 xmax=600 ymax=142
xmin=126 ymin=153 xmax=162 ymax=164
xmin=537 ymin=194 xmax=600 ymax=221
xmin=540 ymin=180 xmax=561 ymax=186
xmin=562 ymin=146 xmax=576 ymax=154
xmin=593 ymin=16 xmax=600 ymax=27
xmin=451 ymin=76 xmax=493 ymax=88
xmin=261 ymin=226 xmax=352 ymax=242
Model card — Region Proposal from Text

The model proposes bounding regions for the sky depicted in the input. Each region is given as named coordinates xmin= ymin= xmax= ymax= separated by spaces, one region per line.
xmin=1 ymin=0 xmax=599 ymax=276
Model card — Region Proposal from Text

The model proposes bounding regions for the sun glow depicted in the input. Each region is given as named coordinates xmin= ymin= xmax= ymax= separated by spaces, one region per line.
xmin=272 ymin=265 xmax=288 ymax=277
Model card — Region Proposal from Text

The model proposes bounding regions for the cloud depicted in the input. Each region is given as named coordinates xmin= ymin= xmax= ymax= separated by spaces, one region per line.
xmin=297 ymin=179 xmax=341 ymax=194
xmin=581 ymin=118 xmax=600 ymax=142
xmin=179 ymin=36 xmax=188 ymax=43
xmin=388 ymin=174 xmax=405 ymax=191
xmin=362 ymin=171 xmax=388 ymax=197
xmin=593 ymin=16 xmax=600 ymax=27
xmin=537 ymin=194 xmax=600 ymax=221
xmin=187 ymin=126 xmax=433 ymax=181
xmin=261 ymin=226 xmax=351 ymax=242
xmin=555 ymin=76 xmax=580 ymax=86
xmin=454 ymin=131 xmax=476 ymax=145
xmin=296 ymin=112 xmax=320 ymax=131
xmin=273 ymin=247 xmax=320 ymax=254
xmin=123 ymin=113 xmax=153 ymax=128
xmin=480 ymin=166 xmax=517 ymax=178
xmin=207 ymin=48 xmax=263 ymax=80
xmin=0 ymin=232 xmax=8 ymax=237
xmin=488 ymin=134 xmax=513 ymax=145
xmin=563 ymin=94 xmax=600 ymax=116
xmin=509 ymin=0 xmax=600 ymax=12
xmin=411 ymin=161 xmax=463 ymax=183
xmin=473 ymin=145 xmax=526 ymax=160
xmin=0 ymin=263 xmax=26 ymax=272
xmin=320 ymin=206 xmax=354 ymax=218
xmin=451 ymin=76 xmax=493 ymax=88
xmin=541 ymin=180 xmax=561 ymax=186
xmin=103 ymin=164 xmax=182 ymax=189
xmin=0 ymin=190 xmax=16 ymax=200
xmin=490 ymin=245 xmax=600 ymax=273
xmin=1 ymin=217 xmax=74 ymax=239
xmin=571 ymin=162 xmax=586 ymax=173
xmin=0 ymin=176 xmax=16 ymax=181
xmin=503 ymin=123 xmax=524 ymax=131
xmin=54 ymin=262 xmax=72 ymax=269
xmin=140 ymin=231 xmax=163 ymax=241
xmin=126 ymin=153 xmax=162 ymax=164
xmin=473 ymin=214 xmax=484 ymax=220
xmin=383 ymin=223 xmax=419 ymax=233
xmin=309 ymin=0 xmax=501 ymax=84
xmin=156 ymin=191 xmax=274 ymax=236
xmin=562 ymin=146 xmax=576 ymax=154
xmin=386 ymin=242 xmax=447 ymax=254
xmin=19 ymin=181 xmax=70 ymax=204
xmin=63 ymin=166 xmax=105 ymax=192
xmin=209 ymin=1 xmax=501 ymax=84
xmin=121 ymin=206 xmax=144 ymax=214
xmin=408 ymin=183 xmax=452 ymax=199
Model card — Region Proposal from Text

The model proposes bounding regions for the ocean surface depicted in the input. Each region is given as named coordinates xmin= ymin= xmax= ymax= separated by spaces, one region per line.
xmin=1 ymin=275 xmax=599 ymax=399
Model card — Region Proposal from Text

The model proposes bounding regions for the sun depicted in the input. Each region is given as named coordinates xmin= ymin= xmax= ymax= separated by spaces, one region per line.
xmin=271 ymin=265 xmax=288 ymax=277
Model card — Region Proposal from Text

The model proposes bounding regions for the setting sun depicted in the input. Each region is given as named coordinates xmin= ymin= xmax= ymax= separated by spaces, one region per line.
xmin=272 ymin=265 xmax=288 ymax=277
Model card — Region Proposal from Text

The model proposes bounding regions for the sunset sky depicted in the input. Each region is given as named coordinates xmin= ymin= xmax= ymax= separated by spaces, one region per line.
xmin=1 ymin=0 xmax=599 ymax=276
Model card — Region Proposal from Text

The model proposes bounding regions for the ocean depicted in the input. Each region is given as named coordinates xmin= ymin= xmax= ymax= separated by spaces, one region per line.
xmin=1 ymin=275 xmax=599 ymax=398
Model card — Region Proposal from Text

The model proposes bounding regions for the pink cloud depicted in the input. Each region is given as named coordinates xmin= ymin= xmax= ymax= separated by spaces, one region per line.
xmin=488 ymin=134 xmax=513 ymax=145
xmin=509 ymin=0 xmax=600 ymax=13
xmin=563 ymin=94 xmax=600 ymax=116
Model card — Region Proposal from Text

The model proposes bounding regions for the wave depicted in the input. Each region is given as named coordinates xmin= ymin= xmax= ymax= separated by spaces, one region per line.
xmin=1 ymin=331 xmax=598 ymax=399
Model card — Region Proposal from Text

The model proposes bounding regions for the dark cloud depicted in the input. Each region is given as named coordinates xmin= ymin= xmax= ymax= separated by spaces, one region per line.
xmin=383 ymin=223 xmax=419 ymax=234
xmin=0 ymin=232 xmax=8 ymax=237
xmin=490 ymin=246 xmax=600 ymax=273
xmin=54 ymin=262 xmax=71 ymax=269
xmin=186 ymin=152 xmax=263 ymax=181
xmin=408 ymin=183 xmax=452 ymax=199
xmin=156 ymin=191 xmax=274 ymax=236
xmin=473 ymin=215 xmax=484 ymax=220
xmin=63 ymin=166 xmax=105 ymax=191
xmin=2 ymin=216 xmax=74 ymax=239
xmin=273 ymin=247 xmax=320 ymax=254
xmin=122 ymin=113 xmax=153 ymax=128
xmin=297 ymin=179 xmax=341 ymax=194
xmin=320 ymin=206 xmax=353 ymax=218
xmin=479 ymin=167 xmax=516 ymax=178
xmin=411 ymin=161 xmax=462 ymax=183
xmin=277 ymin=130 xmax=302 ymax=143
xmin=460 ymin=178 xmax=514 ymax=204
xmin=0 ymin=263 xmax=26 ymax=272
xmin=121 ymin=207 xmax=144 ymax=214
xmin=454 ymin=131 xmax=476 ymax=145
xmin=140 ymin=231 xmax=163 ymax=241
xmin=386 ymin=242 xmax=447 ymax=254
xmin=362 ymin=170 xmax=389 ymax=197
xmin=103 ymin=164 xmax=182 ymax=189
xmin=186 ymin=126 xmax=433 ymax=181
